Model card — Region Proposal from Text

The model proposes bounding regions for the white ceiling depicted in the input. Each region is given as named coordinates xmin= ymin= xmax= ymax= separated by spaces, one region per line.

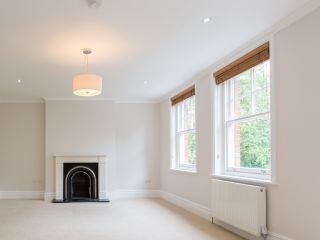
xmin=0 ymin=0 xmax=313 ymax=102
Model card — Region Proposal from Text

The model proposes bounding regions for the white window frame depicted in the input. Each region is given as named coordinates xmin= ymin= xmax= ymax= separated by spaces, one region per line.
xmin=214 ymin=40 xmax=276 ymax=183
xmin=171 ymin=95 xmax=197 ymax=172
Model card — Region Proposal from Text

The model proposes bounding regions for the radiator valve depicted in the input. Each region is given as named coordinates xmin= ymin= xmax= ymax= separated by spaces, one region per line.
xmin=261 ymin=226 xmax=268 ymax=239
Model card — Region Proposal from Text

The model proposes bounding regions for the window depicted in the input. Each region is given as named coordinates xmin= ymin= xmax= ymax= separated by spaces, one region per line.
xmin=171 ymin=86 xmax=197 ymax=172
xmin=214 ymin=43 xmax=272 ymax=181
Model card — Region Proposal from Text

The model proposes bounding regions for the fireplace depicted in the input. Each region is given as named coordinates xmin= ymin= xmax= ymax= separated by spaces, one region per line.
xmin=54 ymin=155 xmax=109 ymax=203
xmin=64 ymin=163 xmax=98 ymax=202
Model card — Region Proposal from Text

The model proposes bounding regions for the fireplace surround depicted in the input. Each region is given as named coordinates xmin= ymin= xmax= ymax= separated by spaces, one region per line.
xmin=54 ymin=155 xmax=109 ymax=203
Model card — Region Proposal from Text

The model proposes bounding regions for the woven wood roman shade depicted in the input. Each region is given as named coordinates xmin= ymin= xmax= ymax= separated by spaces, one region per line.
xmin=171 ymin=85 xmax=195 ymax=106
xmin=214 ymin=42 xmax=270 ymax=85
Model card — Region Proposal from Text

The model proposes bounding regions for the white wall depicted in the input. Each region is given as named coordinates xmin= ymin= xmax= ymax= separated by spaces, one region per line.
xmin=45 ymin=100 xmax=160 ymax=196
xmin=160 ymin=77 xmax=212 ymax=208
xmin=160 ymin=7 xmax=320 ymax=240
xmin=0 ymin=100 xmax=160 ymax=198
xmin=45 ymin=100 xmax=116 ymax=194
xmin=0 ymin=103 xmax=45 ymax=191
xmin=115 ymin=103 xmax=160 ymax=191
xmin=267 ymin=7 xmax=320 ymax=239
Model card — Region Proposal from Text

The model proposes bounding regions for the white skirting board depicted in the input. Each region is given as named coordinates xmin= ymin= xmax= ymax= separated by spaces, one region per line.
xmin=43 ymin=190 xmax=161 ymax=201
xmin=0 ymin=191 xmax=44 ymax=200
xmin=159 ymin=191 xmax=292 ymax=240
xmin=159 ymin=191 xmax=212 ymax=221
xmin=44 ymin=192 xmax=56 ymax=201
xmin=109 ymin=190 xmax=160 ymax=200
xmin=267 ymin=232 xmax=293 ymax=240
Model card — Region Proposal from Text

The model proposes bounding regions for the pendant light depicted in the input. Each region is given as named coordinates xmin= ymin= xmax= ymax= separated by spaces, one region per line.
xmin=73 ymin=49 xmax=102 ymax=97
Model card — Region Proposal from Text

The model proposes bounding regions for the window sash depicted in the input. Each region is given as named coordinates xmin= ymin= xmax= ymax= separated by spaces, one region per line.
xmin=175 ymin=126 xmax=196 ymax=168
xmin=229 ymin=86 xmax=270 ymax=103
xmin=221 ymin=64 xmax=271 ymax=177
xmin=226 ymin=111 xmax=270 ymax=125
xmin=224 ymin=113 xmax=271 ymax=175
xmin=176 ymin=96 xmax=196 ymax=132
xmin=226 ymin=167 xmax=270 ymax=175
xmin=225 ymin=67 xmax=270 ymax=121
xmin=173 ymin=97 xmax=196 ymax=171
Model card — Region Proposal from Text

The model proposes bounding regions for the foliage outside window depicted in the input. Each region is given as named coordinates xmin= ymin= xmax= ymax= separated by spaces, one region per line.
xmin=172 ymin=96 xmax=196 ymax=171
xmin=222 ymin=60 xmax=271 ymax=179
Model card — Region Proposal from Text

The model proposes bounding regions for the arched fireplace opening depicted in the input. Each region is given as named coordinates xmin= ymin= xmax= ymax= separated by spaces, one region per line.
xmin=64 ymin=163 xmax=98 ymax=202
xmin=71 ymin=171 xmax=92 ymax=199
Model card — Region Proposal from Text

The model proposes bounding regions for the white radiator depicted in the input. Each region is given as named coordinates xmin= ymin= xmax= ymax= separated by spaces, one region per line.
xmin=211 ymin=179 xmax=267 ymax=237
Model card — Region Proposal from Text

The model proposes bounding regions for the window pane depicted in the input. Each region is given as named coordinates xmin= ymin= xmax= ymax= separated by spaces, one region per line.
xmin=227 ymin=115 xmax=271 ymax=170
xmin=254 ymin=61 xmax=270 ymax=90
xmin=234 ymin=71 xmax=251 ymax=96
xmin=255 ymin=89 xmax=270 ymax=114
xmin=228 ymin=60 xmax=271 ymax=120
xmin=223 ymin=58 xmax=271 ymax=177
xmin=178 ymin=132 xmax=196 ymax=165
xmin=177 ymin=96 xmax=196 ymax=131
xmin=230 ymin=95 xmax=252 ymax=119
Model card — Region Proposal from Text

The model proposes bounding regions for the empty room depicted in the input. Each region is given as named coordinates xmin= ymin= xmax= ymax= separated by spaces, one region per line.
xmin=0 ymin=0 xmax=319 ymax=239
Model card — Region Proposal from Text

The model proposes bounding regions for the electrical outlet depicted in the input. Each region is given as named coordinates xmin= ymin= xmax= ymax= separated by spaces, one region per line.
xmin=32 ymin=180 xmax=42 ymax=184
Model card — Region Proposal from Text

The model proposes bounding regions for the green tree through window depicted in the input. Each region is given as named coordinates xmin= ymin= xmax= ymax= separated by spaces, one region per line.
xmin=227 ymin=61 xmax=271 ymax=170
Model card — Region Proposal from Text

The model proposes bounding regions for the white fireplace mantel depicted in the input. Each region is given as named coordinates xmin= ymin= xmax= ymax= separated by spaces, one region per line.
xmin=55 ymin=155 xmax=107 ymax=201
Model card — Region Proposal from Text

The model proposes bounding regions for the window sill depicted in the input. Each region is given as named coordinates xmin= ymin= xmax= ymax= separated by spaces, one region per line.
xmin=170 ymin=168 xmax=197 ymax=174
xmin=212 ymin=174 xmax=277 ymax=186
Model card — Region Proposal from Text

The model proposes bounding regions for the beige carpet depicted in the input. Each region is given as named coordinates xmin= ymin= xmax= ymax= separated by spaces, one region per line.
xmin=0 ymin=198 xmax=243 ymax=240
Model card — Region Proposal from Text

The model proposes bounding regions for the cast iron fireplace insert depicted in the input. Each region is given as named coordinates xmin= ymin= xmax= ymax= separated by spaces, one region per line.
xmin=52 ymin=161 xmax=109 ymax=203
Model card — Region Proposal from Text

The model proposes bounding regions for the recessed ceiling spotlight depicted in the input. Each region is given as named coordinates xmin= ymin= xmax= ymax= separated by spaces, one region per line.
xmin=17 ymin=79 xmax=22 ymax=84
xmin=143 ymin=81 xmax=148 ymax=85
xmin=202 ymin=17 xmax=212 ymax=23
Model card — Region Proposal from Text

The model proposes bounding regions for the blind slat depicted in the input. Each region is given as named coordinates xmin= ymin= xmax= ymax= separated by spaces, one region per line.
xmin=214 ymin=42 xmax=270 ymax=85
xmin=171 ymin=85 xmax=195 ymax=106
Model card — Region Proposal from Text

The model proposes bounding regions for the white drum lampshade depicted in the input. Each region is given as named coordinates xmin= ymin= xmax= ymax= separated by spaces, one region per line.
xmin=73 ymin=74 xmax=102 ymax=97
